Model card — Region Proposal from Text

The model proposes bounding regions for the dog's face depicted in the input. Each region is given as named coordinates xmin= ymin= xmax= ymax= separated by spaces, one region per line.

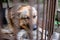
xmin=17 ymin=5 xmax=37 ymax=30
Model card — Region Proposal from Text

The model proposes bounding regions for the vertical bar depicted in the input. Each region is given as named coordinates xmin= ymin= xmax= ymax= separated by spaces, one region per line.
xmin=47 ymin=0 xmax=57 ymax=40
xmin=45 ymin=0 xmax=51 ymax=40
xmin=48 ymin=0 xmax=54 ymax=39
xmin=28 ymin=0 xmax=33 ymax=40
xmin=51 ymin=0 xmax=56 ymax=35
xmin=44 ymin=0 xmax=48 ymax=40
xmin=48 ymin=0 xmax=57 ymax=38
xmin=41 ymin=0 xmax=45 ymax=40
xmin=36 ymin=0 xmax=40 ymax=40
xmin=0 ymin=0 xmax=3 ymax=40
xmin=50 ymin=0 xmax=54 ymax=36
xmin=6 ymin=0 xmax=9 ymax=8
xmin=48 ymin=0 xmax=52 ymax=39
xmin=47 ymin=0 xmax=50 ymax=40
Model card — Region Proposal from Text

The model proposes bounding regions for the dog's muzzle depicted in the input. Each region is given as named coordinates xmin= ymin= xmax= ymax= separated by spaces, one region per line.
xmin=33 ymin=24 xmax=37 ymax=30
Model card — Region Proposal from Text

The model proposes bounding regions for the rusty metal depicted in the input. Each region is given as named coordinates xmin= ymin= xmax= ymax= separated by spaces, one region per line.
xmin=50 ymin=0 xmax=53 ymax=36
xmin=41 ymin=0 xmax=45 ymax=40
xmin=51 ymin=0 xmax=56 ymax=38
xmin=47 ymin=1 xmax=50 ymax=40
xmin=47 ymin=0 xmax=57 ymax=40
xmin=44 ymin=0 xmax=48 ymax=40
xmin=48 ymin=0 xmax=53 ymax=39
xmin=28 ymin=0 xmax=34 ymax=40
xmin=51 ymin=0 xmax=57 ymax=35
xmin=48 ymin=0 xmax=52 ymax=39
xmin=36 ymin=0 xmax=40 ymax=40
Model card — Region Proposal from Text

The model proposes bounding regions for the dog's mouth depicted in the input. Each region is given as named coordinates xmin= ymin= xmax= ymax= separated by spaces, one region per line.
xmin=20 ymin=24 xmax=37 ymax=30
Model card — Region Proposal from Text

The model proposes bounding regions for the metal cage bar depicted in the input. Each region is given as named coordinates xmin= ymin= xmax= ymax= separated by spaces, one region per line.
xmin=28 ymin=0 xmax=34 ymax=40
xmin=36 ymin=0 xmax=40 ymax=40
xmin=47 ymin=0 xmax=57 ymax=40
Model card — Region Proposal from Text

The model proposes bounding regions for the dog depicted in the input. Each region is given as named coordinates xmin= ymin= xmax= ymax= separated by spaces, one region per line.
xmin=5 ymin=4 xmax=37 ymax=34
xmin=4 ymin=4 xmax=49 ymax=40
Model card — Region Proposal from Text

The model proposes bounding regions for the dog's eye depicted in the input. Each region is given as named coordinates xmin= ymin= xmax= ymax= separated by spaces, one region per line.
xmin=21 ymin=17 xmax=30 ymax=19
xmin=33 ymin=16 xmax=36 ymax=18
xmin=26 ymin=17 xmax=30 ymax=19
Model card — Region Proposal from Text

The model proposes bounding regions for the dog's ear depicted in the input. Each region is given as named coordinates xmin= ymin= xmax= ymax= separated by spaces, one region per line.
xmin=32 ymin=7 xmax=37 ymax=17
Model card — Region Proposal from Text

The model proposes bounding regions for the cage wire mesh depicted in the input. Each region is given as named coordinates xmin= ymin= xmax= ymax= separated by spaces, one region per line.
xmin=0 ymin=0 xmax=57 ymax=40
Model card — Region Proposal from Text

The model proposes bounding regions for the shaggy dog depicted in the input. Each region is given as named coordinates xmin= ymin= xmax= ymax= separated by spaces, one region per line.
xmin=1 ymin=4 xmax=49 ymax=40
xmin=1 ymin=4 xmax=60 ymax=40
xmin=5 ymin=4 xmax=37 ymax=34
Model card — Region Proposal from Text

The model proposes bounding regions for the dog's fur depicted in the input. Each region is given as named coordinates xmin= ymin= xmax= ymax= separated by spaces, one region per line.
xmin=5 ymin=4 xmax=37 ymax=33
xmin=2 ymin=4 xmax=49 ymax=40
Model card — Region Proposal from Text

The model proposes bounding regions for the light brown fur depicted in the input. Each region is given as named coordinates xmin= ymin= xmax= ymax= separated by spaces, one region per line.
xmin=5 ymin=4 xmax=37 ymax=33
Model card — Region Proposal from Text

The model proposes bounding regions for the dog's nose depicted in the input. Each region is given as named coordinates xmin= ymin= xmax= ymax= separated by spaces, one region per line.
xmin=33 ymin=24 xmax=37 ymax=30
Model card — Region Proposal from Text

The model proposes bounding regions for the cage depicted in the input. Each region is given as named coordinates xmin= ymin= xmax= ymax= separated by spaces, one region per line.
xmin=0 ymin=0 xmax=59 ymax=40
